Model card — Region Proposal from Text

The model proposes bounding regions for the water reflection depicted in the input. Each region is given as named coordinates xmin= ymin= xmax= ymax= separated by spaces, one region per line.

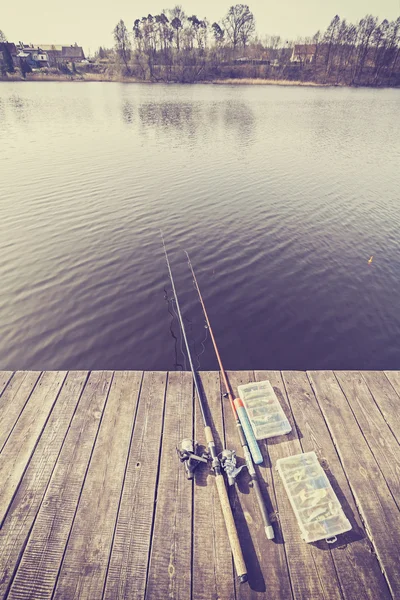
xmin=136 ymin=99 xmax=256 ymax=147
xmin=223 ymin=101 xmax=255 ymax=146
xmin=122 ymin=100 xmax=135 ymax=124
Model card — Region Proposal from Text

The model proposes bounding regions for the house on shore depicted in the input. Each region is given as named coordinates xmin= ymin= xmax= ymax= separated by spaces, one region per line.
xmin=15 ymin=45 xmax=50 ymax=68
xmin=0 ymin=42 xmax=18 ymax=70
xmin=35 ymin=44 xmax=85 ymax=66
xmin=290 ymin=44 xmax=317 ymax=64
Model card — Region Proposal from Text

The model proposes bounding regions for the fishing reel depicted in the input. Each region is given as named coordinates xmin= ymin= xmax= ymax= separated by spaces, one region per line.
xmin=220 ymin=449 xmax=246 ymax=486
xmin=177 ymin=439 xmax=209 ymax=480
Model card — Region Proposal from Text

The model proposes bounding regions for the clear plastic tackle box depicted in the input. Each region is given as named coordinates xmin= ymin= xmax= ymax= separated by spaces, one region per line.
xmin=237 ymin=380 xmax=292 ymax=440
xmin=276 ymin=451 xmax=352 ymax=543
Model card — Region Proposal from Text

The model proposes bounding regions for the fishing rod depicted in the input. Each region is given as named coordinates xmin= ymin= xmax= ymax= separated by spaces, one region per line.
xmin=161 ymin=234 xmax=248 ymax=584
xmin=185 ymin=251 xmax=275 ymax=540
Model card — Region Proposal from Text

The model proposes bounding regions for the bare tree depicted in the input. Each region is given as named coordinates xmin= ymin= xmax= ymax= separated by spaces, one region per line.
xmin=113 ymin=19 xmax=132 ymax=73
xmin=212 ymin=22 xmax=225 ymax=45
xmin=353 ymin=15 xmax=378 ymax=83
xmin=169 ymin=5 xmax=185 ymax=51
xmin=323 ymin=15 xmax=340 ymax=78
xmin=0 ymin=30 xmax=7 ymax=42
xmin=223 ymin=4 xmax=255 ymax=53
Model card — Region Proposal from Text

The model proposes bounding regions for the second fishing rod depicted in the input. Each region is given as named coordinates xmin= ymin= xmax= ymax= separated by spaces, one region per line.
xmin=185 ymin=251 xmax=275 ymax=540
xmin=162 ymin=234 xmax=248 ymax=583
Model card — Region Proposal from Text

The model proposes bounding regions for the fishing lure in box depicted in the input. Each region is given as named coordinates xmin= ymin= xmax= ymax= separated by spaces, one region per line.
xmin=237 ymin=380 xmax=292 ymax=440
xmin=276 ymin=451 xmax=352 ymax=543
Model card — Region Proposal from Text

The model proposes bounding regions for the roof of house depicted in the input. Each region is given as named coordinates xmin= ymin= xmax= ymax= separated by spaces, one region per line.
xmin=36 ymin=44 xmax=63 ymax=51
xmin=293 ymin=44 xmax=317 ymax=55
xmin=62 ymin=46 xmax=85 ymax=58
xmin=0 ymin=42 xmax=17 ymax=54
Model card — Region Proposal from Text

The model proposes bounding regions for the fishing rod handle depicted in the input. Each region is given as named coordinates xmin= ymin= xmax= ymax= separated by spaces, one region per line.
xmin=233 ymin=399 xmax=263 ymax=465
xmin=215 ymin=473 xmax=248 ymax=583
xmin=204 ymin=426 xmax=247 ymax=583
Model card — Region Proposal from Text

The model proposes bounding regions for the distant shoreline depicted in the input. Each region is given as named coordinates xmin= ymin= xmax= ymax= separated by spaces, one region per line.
xmin=0 ymin=73 xmax=397 ymax=88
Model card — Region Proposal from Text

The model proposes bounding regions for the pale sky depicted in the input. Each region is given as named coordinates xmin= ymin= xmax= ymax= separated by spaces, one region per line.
xmin=2 ymin=0 xmax=399 ymax=56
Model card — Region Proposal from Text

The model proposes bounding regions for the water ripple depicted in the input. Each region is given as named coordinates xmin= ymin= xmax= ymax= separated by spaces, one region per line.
xmin=1 ymin=82 xmax=400 ymax=370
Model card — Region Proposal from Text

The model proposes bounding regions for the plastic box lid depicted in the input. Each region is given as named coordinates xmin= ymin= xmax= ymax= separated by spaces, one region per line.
xmin=237 ymin=380 xmax=292 ymax=440
xmin=276 ymin=451 xmax=352 ymax=543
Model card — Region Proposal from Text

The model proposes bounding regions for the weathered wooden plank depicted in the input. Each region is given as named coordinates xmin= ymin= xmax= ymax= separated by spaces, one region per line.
xmin=0 ymin=372 xmax=40 ymax=453
xmin=0 ymin=372 xmax=14 ymax=397
xmin=335 ymin=371 xmax=400 ymax=509
xmin=145 ymin=371 xmax=193 ymax=600
xmin=0 ymin=371 xmax=88 ymax=600
xmin=0 ymin=371 xmax=66 ymax=526
xmin=103 ymin=371 xmax=167 ymax=600
xmin=6 ymin=371 xmax=113 ymax=600
xmin=52 ymin=371 xmax=142 ymax=600
xmin=384 ymin=370 xmax=400 ymax=396
xmin=255 ymin=371 xmax=342 ymax=600
xmin=283 ymin=370 xmax=391 ymax=600
xmin=371 ymin=371 xmax=400 ymax=443
xmin=192 ymin=371 xmax=236 ymax=600
xmin=226 ymin=371 xmax=292 ymax=600
xmin=308 ymin=370 xmax=400 ymax=598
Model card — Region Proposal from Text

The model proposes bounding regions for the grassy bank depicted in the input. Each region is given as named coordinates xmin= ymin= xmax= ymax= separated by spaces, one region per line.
xmin=209 ymin=78 xmax=333 ymax=87
xmin=1 ymin=72 xmax=334 ymax=86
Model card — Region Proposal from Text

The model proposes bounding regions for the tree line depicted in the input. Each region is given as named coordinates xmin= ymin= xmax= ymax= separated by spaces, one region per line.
xmin=112 ymin=4 xmax=257 ymax=81
xmin=1 ymin=8 xmax=399 ymax=85
xmin=108 ymin=5 xmax=400 ymax=85
xmin=304 ymin=15 xmax=400 ymax=85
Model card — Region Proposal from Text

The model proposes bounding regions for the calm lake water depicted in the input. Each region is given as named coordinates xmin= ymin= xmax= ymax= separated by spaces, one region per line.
xmin=1 ymin=82 xmax=399 ymax=371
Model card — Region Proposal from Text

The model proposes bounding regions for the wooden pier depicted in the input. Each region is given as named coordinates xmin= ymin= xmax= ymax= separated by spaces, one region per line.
xmin=0 ymin=370 xmax=399 ymax=599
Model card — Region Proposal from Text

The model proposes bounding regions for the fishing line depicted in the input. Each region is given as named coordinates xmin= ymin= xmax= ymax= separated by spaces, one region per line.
xmin=185 ymin=250 xmax=275 ymax=541
xmin=164 ymin=287 xmax=185 ymax=371
xmin=161 ymin=231 xmax=248 ymax=583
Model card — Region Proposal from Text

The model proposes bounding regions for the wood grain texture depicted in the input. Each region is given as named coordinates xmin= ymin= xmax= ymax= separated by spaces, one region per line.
xmin=283 ymin=370 xmax=391 ymax=600
xmin=0 ymin=370 xmax=398 ymax=600
xmin=52 ymin=371 xmax=142 ymax=600
xmin=6 ymin=371 xmax=112 ymax=600
xmin=309 ymin=370 xmax=400 ymax=598
xmin=256 ymin=371 xmax=342 ymax=600
xmin=193 ymin=371 xmax=236 ymax=600
xmin=363 ymin=371 xmax=400 ymax=444
xmin=384 ymin=371 xmax=400 ymax=398
xmin=0 ymin=371 xmax=87 ymax=600
xmin=226 ymin=371 xmax=293 ymax=600
xmin=145 ymin=371 xmax=193 ymax=600
xmin=0 ymin=371 xmax=14 ymax=397
xmin=0 ymin=372 xmax=41 ymax=453
xmin=0 ymin=371 xmax=66 ymax=526
xmin=103 ymin=371 xmax=166 ymax=600
xmin=335 ymin=371 xmax=400 ymax=509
